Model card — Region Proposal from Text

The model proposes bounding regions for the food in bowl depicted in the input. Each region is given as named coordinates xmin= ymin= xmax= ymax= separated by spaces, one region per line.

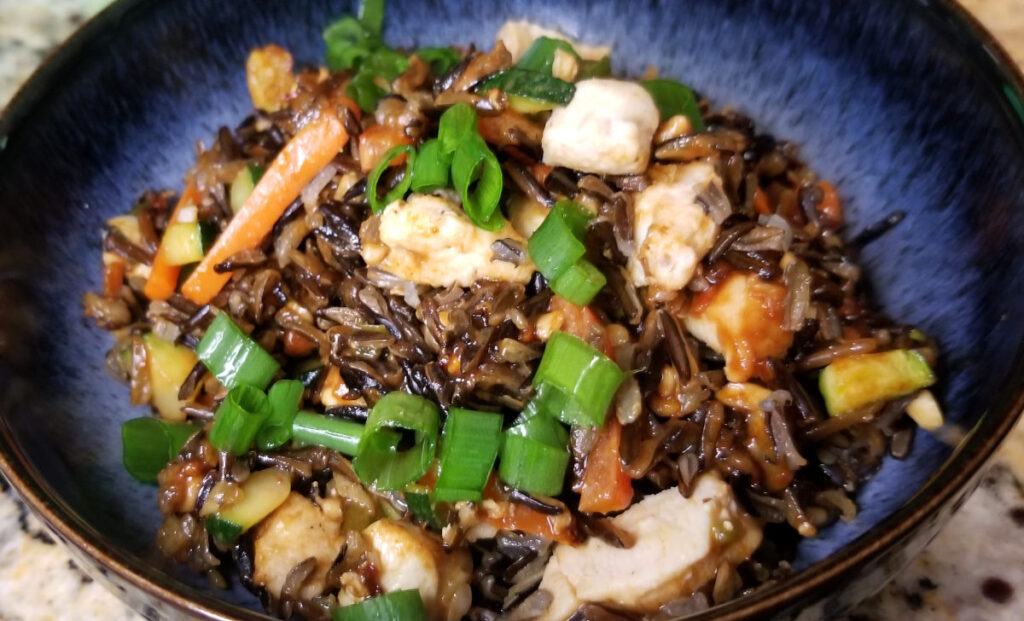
xmin=82 ymin=1 xmax=945 ymax=618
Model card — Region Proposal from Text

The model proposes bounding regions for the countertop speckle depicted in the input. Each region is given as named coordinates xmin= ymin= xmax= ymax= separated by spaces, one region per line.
xmin=2 ymin=0 xmax=1024 ymax=619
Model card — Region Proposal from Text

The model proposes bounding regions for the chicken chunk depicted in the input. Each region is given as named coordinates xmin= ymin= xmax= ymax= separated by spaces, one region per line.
xmin=684 ymin=271 xmax=794 ymax=382
xmin=533 ymin=474 xmax=762 ymax=620
xmin=252 ymin=493 xmax=344 ymax=601
xmin=541 ymin=79 xmax=659 ymax=175
xmin=495 ymin=20 xmax=612 ymax=62
xmin=362 ymin=519 xmax=473 ymax=621
xmin=628 ymin=163 xmax=722 ymax=291
xmin=359 ymin=193 xmax=535 ymax=287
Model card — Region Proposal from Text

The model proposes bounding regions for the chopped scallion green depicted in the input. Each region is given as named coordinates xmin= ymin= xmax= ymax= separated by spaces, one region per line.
xmin=208 ymin=384 xmax=273 ymax=456
xmin=196 ymin=312 xmax=280 ymax=391
xmin=434 ymin=408 xmax=502 ymax=502
xmin=367 ymin=144 xmax=417 ymax=214
xmin=291 ymin=410 xmax=365 ymax=455
xmin=533 ymin=331 xmax=625 ymax=427
xmin=353 ymin=392 xmax=440 ymax=490
xmin=121 ymin=418 xmax=200 ymax=484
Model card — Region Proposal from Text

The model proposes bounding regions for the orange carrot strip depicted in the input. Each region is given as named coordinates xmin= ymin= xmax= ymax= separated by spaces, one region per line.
xmin=181 ymin=112 xmax=348 ymax=304
xmin=143 ymin=183 xmax=201 ymax=301
xmin=578 ymin=418 xmax=633 ymax=514
xmin=358 ymin=124 xmax=413 ymax=173
xmin=753 ymin=187 xmax=772 ymax=215
xmin=102 ymin=258 xmax=126 ymax=299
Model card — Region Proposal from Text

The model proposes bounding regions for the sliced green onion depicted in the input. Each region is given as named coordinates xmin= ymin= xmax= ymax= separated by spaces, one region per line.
xmin=121 ymin=418 xmax=200 ymax=484
xmin=332 ymin=590 xmax=429 ymax=621
xmin=415 ymin=47 xmax=461 ymax=76
xmin=207 ymin=468 xmax=291 ymax=544
xmin=498 ymin=432 xmax=570 ymax=496
xmin=405 ymin=484 xmax=442 ymax=530
xmin=516 ymin=36 xmax=579 ymax=76
xmin=578 ymin=55 xmax=612 ymax=79
xmin=515 ymin=385 xmax=576 ymax=445
xmin=209 ymin=384 xmax=273 ymax=456
xmin=323 ymin=17 xmax=376 ymax=72
xmin=451 ymin=136 xmax=505 ymax=231
xmin=474 ymin=68 xmax=576 ymax=107
xmin=527 ymin=200 xmax=592 ymax=281
xmin=346 ymin=71 xmax=390 ymax=113
xmin=196 ymin=313 xmax=280 ymax=391
xmin=291 ymin=410 xmax=365 ymax=455
xmin=410 ymin=138 xmax=452 ymax=193
xmin=433 ymin=408 xmax=502 ymax=502
xmin=367 ymin=144 xmax=417 ymax=214
xmin=353 ymin=392 xmax=440 ymax=491
xmin=357 ymin=0 xmax=385 ymax=37
xmin=437 ymin=103 xmax=479 ymax=155
xmin=533 ymin=331 xmax=625 ymax=427
xmin=640 ymin=79 xmax=706 ymax=131
xmin=255 ymin=380 xmax=304 ymax=451
xmin=550 ymin=258 xmax=606 ymax=306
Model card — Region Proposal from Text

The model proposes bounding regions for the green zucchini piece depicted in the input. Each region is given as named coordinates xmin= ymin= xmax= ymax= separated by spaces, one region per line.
xmin=207 ymin=468 xmax=291 ymax=544
xmin=819 ymin=349 xmax=935 ymax=417
xmin=229 ymin=164 xmax=264 ymax=213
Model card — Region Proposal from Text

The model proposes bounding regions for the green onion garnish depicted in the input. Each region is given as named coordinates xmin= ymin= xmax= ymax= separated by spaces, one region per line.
xmin=516 ymin=36 xmax=579 ymax=76
xmin=640 ymin=78 xmax=706 ymax=131
xmin=578 ymin=55 xmax=612 ymax=79
xmin=291 ymin=410 xmax=365 ymax=455
xmin=357 ymin=0 xmax=385 ymax=37
xmin=433 ymin=408 xmax=503 ymax=502
xmin=533 ymin=331 xmax=625 ymax=427
xmin=208 ymin=384 xmax=273 ymax=456
xmin=331 ymin=590 xmax=429 ymax=621
xmin=121 ymin=418 xmax=200 ymax=484
xmin=367 ymin=144 xmax=417 ymax=214
xmin=527 ymin=200 xmax=592 ymax=282
xmin=474 ymin=68 xmax=576 ymax=107
xmin=437 ymin=102 xmax=479 ymax=155
xmin=410 ymin=138 xmax=452 ymax=193
xmin=404 ymin=484 xmax=443 ymax=530
xmin=196 ymin=312 xmax=280 ymax=391
xmin=451 ymin=136 xmax=505 ymax=231
xmin=550 ymin=258 xmax=607 ymax=306
xmin=254 ymin=380 xmax=304 ymax=451
xmin=498 ymin=432 xmax=570 ymax=497
xmin=353 ymin=392 xmax=440 ymax=491
xmin=415 ymin=46 xmax=461 ymax=76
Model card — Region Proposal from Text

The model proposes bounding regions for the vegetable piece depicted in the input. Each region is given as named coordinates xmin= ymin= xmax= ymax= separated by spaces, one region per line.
xmin=415 ymin=47 xmax=461 ymax=76
xmin=516 ymin=386 xmax=574 ymax=446
xmin=246 ymin=44 xmax=296 ymax=113
xmin=816 ymin=180 xmax=843 ymax=229
xmin=331 ymin=590 xmax=429 ymax=621
xmin=498 ymin=432 xmax=570 ymax=496
xmin=181 ymin=112 xmax=348 ymax=304
xmin=533 ymin=331 xmax=625 ymax=427
xmin=291 ymin=410 xmax=365 ymax=455
xmin=437 ymin=103 xmax=479 ymax=155
xmin=451 ymin=136 xmax=505 ymax=231
xmin=475 ymin=68 xmax=576 ymax=110
xmin=367 ymin=144 xmax=417 ymax=214
xmin=640 ymin=79 xmax=706 ymax=132
xmin=160 ymin=221 xmax=215 ymax=266
xmin=229 ymin=165 xmax=264 ymax=213
xmin=101 ymin=257 xmax=126 ymax=299
xmin=577 ymin=418 xmax=633 ymax=514
xmin=208 ymin=384 xmax=273 ymax=456
xmin=906 ymin=389 xmax=944 ymax=430
xmin=527 ymin=200 xmax=592 ymax=282
xmin=142 ymin=333 xmax=199 ymax=422
xmin=353 ymin=392 xmax=440 ymax=490
xmin=818 ymin=349 xmax=936 ymax=417
xmin=577 ymin=55 xmax=612 ymax=79
xmin=196 ymin=313 xmax=280 ymax=391
xmin=549 ymin=258 xmax=606 ymax=306
xmin=121 ymin=417 xmax=200 ymax=484
xmin=482 ymin=476 xmax=577 ymax=544
xmin=358 ymin=0 xmax=385 ymax=37
xmin=404 ymin=484 xmax=443 ymax=530
xmin=358 ymin=124 xmax=414 ymax=173
xmin=410 ymin=138 xmax=452 ymax=192
xmin=206 ymin=467 xmax=291 ymax=544
xmin=255 ymin=380 xmax=304 ymax=451
xmin=323 ymin=16 xmax=376 ymax=72
xmin=143 ymin=183 xmax=201 ymax=301
xmin=516 ymin=36 xmax=579 ymax=76
xmin=433 ymin=408 xmax=503 ymax=502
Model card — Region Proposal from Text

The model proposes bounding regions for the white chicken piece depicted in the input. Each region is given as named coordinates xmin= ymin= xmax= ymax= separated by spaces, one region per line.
xmin=359 ymin=193 xmax=535 ymax=288
xmin=533 ymin=474 xmax=762 ymax=620
xmin=362 ymin=519 xmax=473 ymax=621
xmin=252 ymin=493 xmax=344 ymax=601
xmin=495 ymin=20 xmax=612 ymax=63
xmin=628 ymin=163 xmax=723 ymax=292
xmin=541 ymin=79 xmax=659 ymax=175
xmin=685 ymin=271 xmax=794 ymax=382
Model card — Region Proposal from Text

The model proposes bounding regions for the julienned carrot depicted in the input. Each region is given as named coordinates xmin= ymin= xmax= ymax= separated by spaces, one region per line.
xmin=578 ymin=418 xmax=633 ymax=514
xmin=181 ymin=112 xmax=349 ymax=305
xmin=143 ymin=183 xmax=201 ymax=301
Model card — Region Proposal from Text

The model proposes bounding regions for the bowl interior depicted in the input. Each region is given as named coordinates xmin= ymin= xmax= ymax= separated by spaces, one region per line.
xmin=2 ymin=0 xmax=1024 ymax=617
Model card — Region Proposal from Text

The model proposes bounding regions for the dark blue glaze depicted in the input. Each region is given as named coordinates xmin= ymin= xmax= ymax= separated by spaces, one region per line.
xmin=2 ymin=0 xmax=1024 ymax=619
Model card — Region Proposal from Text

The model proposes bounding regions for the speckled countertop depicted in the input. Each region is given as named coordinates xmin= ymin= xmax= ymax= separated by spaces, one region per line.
xmin=2 ymin=1 xmax=1024 ymax=620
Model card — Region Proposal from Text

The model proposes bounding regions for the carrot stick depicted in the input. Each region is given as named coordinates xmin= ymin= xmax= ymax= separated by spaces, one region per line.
xmin=181 ymin=112 xmax=348 ymax=305
xmin=142 ymin=183 xmax=201 ymax=301
xmin=578 ymin=418 xmax=633 ymax=514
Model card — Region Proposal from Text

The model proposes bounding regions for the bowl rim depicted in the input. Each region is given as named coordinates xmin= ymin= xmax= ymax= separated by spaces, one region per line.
xmin=2 ymin=0 xmax=1024 ymax=619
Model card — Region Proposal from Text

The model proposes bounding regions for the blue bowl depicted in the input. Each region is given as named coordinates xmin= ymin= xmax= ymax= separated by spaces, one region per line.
xmin=2 ymin=0 xmax=1024 ymax=619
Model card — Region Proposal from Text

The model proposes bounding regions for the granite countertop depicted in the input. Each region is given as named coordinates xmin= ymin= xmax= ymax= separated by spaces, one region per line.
xmin=2 ymin=1 xmax=1024 ymax=619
